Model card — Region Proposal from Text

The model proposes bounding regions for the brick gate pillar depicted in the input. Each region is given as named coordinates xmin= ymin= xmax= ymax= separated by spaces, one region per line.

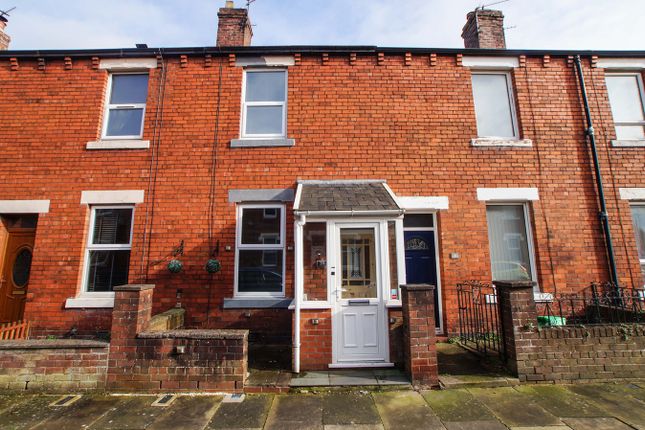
xmin=107 ymin=284 xmax=154 ymax=388
xmin=400 ymin=284 xmax=439 ymax=388
xmin=494 ymin=280 xmax=537 ymax=376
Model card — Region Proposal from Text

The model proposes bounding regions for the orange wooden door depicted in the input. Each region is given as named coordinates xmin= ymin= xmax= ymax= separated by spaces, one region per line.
xmin=0 ymin=231 xmax=35 ymax=323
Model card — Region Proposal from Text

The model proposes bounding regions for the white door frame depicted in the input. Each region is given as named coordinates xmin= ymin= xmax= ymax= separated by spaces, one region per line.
xmin=401 ymin=211 xmax=443 ymax=334
xmin=328 ymin=219 xmax=391 ymax=367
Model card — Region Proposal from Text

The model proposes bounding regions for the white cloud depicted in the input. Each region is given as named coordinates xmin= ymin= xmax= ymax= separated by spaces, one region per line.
xmin=4 ymin=0 xmax=645 ymax=50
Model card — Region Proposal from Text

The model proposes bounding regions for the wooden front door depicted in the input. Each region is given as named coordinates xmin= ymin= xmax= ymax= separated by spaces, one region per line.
xmin=0 ymin=227 xmax=35 ymax=323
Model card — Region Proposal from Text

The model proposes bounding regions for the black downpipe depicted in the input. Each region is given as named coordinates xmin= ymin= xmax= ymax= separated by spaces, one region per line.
xmin=573 ymin=55 xmax=619 ymax=286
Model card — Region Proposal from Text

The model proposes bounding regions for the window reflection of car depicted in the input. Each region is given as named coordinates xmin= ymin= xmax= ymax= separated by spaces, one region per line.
xmin=492 ymin=261 xmax=530 ymax=280
xmin=239 ymin=268 xmax=282 ymax=292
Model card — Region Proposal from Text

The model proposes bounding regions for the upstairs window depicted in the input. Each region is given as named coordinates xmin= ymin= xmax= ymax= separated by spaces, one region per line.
xmin=241 ymin=70 xmax=287 ymax=138
xmin=235 ymin=204 xmax=285 ymax=296
xmin=606 ymin=73 xmax=645 ymax=140
xmin=472 ymin=71 xmax=518 ymax=139
xmin=84 ymin=206 xmax=134 ymax=293
xmin=102 ymin=73 xmax=149 ymax=139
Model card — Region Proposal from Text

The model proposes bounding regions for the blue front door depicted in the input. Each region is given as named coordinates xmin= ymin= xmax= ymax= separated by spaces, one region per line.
xmin=404 ymin=230 xmax=440 ymax=328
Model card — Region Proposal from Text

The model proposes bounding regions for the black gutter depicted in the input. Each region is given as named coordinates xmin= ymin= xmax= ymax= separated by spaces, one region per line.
xmin=573 ymin=55 xmax=619 ymax=286
xmin=1 ymin=45 xmax=645 ymax=59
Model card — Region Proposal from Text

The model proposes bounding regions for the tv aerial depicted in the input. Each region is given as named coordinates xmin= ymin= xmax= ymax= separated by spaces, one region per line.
xmin=0 ymin=6 xmax=15 ymax=20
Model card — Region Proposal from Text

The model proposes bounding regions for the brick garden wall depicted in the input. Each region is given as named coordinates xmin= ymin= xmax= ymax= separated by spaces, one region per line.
xmin=496 ymin=281 xmax=645 ymax=383
xmin=0 ymin=51 xmax=641 ymax=339
xmin=0 ymin=339 xmax=108 ymax=392
xmin=107 ymin=284 xmax=247 ymax=392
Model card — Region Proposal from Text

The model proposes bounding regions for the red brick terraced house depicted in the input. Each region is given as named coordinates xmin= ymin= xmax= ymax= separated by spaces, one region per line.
xmin=0 ymin=3 xmax=643 ymax=372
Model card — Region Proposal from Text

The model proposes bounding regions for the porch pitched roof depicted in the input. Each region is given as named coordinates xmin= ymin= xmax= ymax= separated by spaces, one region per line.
xmin=295 ymin=180 xmax=400 ymax=213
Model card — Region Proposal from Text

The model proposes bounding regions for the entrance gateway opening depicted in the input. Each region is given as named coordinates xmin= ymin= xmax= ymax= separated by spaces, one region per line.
xmin=293 ymin=180 xmax=444 ymax=371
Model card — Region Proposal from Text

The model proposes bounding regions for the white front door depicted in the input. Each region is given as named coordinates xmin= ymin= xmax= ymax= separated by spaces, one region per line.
xmin=331 ymin=223 xmax=388 ymax=365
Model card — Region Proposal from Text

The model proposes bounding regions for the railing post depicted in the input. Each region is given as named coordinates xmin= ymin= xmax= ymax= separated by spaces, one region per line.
xmin=493 ymin=280 xmax=537 ymax=378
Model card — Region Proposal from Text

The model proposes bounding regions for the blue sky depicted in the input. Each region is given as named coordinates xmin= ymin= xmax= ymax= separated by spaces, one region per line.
xmin=4 ymin=0 xmax=645 ymax=50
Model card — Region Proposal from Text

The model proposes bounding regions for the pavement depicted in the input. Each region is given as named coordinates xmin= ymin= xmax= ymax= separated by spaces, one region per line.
xmin=0 ymin=382 xmax=644 ymax=429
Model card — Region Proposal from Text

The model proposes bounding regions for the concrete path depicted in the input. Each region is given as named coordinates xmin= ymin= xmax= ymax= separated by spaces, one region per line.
xmin=0 ymin=382 xmax=643 ymax=429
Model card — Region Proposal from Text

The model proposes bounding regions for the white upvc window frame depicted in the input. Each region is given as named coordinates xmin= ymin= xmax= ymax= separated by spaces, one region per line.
xmin=630 ymin=204 xmax=645 ymax=287
xmin=471 ymin=70 xmax=520 ymax=140
xmin=80 ymin=205 xmax=135 ymax=296
xmin=485 ymin=202 xmax=539 ymax=291
xmin=240 ymin=69 xmax=288 ymax=139
xmin=101 ymin=72 xmax=149 ymax=140
xmin=234 ymin=203 xmax=286 ymax=298
xmin=605 ymin=71 xmax=645 ymax=140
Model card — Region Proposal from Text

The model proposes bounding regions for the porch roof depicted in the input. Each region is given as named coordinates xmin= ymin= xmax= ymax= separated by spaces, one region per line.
xmin=294 ymin=180 xmax=401 ymax=214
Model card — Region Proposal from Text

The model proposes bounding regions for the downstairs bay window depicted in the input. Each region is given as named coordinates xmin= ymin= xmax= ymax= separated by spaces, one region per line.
xmin=235 ymin=204 xmax=286 ymax=297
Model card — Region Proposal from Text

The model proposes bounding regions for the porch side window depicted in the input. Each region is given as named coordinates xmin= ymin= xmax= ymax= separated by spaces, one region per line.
xmin=241 ymin=70 xmax=287 ymax=138
xmin=486 ymin=204 xmax=535 ymax=283
xmin=236 ymin=204 xmax=285 ymax=296
xmin=471 ymin=71 xmax=518 ymax=139
xmin=630 ymin=205 xmax=645 ymax=287
xmin=606 ymin=73 xmax=645 ymax=140
xmin=102 ymin=73 xmax=149 ymax=139
xmin=84 ymin=206 xmax=134 ymax=292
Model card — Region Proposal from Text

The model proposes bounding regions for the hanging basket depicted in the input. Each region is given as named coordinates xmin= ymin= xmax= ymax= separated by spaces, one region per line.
xmin=205 ymin=259 xmax=221 ymax=274
xmin=167 ymin=259 xmax=183 ymax=273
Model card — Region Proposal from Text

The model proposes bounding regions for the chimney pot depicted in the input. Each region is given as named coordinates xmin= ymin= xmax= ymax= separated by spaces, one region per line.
xmin=216 ymin=2 xmax=253 ymax=47
xmin=461 ymin=8 xmax=506 ymax=49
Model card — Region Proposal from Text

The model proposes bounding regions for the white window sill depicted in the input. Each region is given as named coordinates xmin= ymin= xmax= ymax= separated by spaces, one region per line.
xmin=65 ymin=295 xmax=115 ymax=309
xmin=86 ymin=140 xmax=150 ymax=150
xmin=611 ymin=139 xmax=645 ymax=148
xmin=471 ymin=138 xmax=533 ymax=147
xmin=223 ymin=297 xmax=291 ymax=309
xmin=386 ymin=300 xmax=402 ymax=308
xmin=230 ymin=138 xmax=295 ymax=148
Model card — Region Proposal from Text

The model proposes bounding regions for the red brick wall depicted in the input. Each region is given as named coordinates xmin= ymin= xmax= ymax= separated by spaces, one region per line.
xmin=0 ymin=340 xmax=109 ymax=391
xmin=0 ymin=52 xmax=642 ymax=340
xmin=298 ymin=309 xmax=332 ymax=370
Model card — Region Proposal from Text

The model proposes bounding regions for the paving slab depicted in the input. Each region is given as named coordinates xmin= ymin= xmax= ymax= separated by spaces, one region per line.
xmin=88 ymin=396 xmax=165 ymax=430
xmin=322 ymin=392 xmax=381 ymax=426
xmin=0 ymin=395 xmax=31 ymax=415
xmin=33 ymin=395 xmax=122 ymax=430
xmin=264 ymin=394 xmax=323 ymax=430
xmin=149 ymin=395 xmax=222 ymax=430
xmin=566 ymin=384 xmax=645 ymax=430
xmin=508 ymin=427 xmax=572 ymax=430
xmin=324 ymin=425 xmax=384 ymax=430
xmin=207 ymin=394 xmax=273 ymax=429
xmin=373 ymin=390 xmax=444 ymax=430
xmin=564 ymin=417 xmax=636 ymax=430
xmin=568 ymin=384 xmax=645 ymax=428
xmin=514 ymin=385 xmax=608 ymax=418
xmin=328 ymin=374 xmax=380 ymax=386
xmin=444 ymin=421 xmax=508 ymax=430
xmin=0 ymin=395 xmax=60 ymax=430
xmin=422 ymin=389 xmax=498 ymax=422
xmin=469 ymin=387 xmax=562 ymax=428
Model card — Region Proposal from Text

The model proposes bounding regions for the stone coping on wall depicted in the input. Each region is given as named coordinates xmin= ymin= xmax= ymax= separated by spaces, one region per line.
xmin=400 ymin=284 xmax=436 ymax=291
xmin=137 ymin=329 xmax=248 ymax=340
xmin=0 ymin=339 xmax=109 ymax=350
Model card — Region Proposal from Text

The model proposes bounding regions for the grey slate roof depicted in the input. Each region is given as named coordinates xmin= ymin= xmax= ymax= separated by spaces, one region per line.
xmin=297 ymin=181 xmax=400 ymax=212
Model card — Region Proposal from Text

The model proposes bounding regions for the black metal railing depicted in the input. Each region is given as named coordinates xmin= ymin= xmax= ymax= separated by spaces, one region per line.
xmin=457 ymin=281 xmax=504 ymax=358
xmin=536 ymin=282 xmax=645 ymax=327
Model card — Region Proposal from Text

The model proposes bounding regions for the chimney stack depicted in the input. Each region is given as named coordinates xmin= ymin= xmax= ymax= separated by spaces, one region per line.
xmin=461 ymin=8 xmax=506 ymax=49
xmin=0 ymin=16 xmax=11 ymax=50
xmin=216 ymin=1 xmax=252 ymax=47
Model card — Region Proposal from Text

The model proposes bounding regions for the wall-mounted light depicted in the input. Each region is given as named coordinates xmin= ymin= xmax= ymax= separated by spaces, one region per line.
xmin=310 ymin=319 xmax=319 ymax=325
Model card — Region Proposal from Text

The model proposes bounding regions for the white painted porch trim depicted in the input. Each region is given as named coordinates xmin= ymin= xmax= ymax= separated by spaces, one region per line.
xmin=397 ymin=196 xmax=449 ymax=211
xmin=462 ymin=56 xmax=519 ymax=69
xmin=619 ymin=188 xmax=645 ymax=201
xmin=80 ymin=190 xmax=145 ymax=205
xmin=99 ymin=58 xmax=157 ymax=70
xmin=0 ymin=200 xmax=50 ymax=213
xmin=477 ymin=187 xmax=539 ymax=202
